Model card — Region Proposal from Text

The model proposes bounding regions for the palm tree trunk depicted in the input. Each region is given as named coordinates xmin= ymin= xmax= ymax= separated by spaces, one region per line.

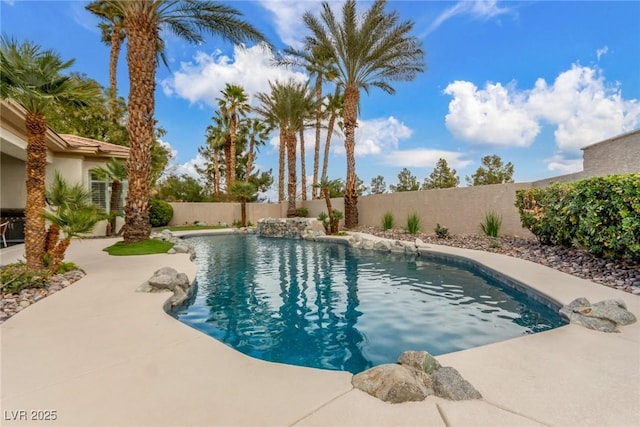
xmin=228 ymin=110 xmax=237 ymax=189
xmin=223 ymin=137 xmax=230 ymax=192
xmin=48 ymin=238 xmax=71 ymax=275
xmin=24 ymin=112 xmax=48 ymax=270
xmin=343 ymin=86 xmax=359 ymax=229
xmin=286 ymin=130 xmax=297 ymax=217
xmin=108 ymin=180 xmax=121 ymax=236
xmin=312 ymin=75 xmax=322 ymax=199
xmin=240 ymin=200 xmax=247 ymax=227
xmin=108 ymin=26 xmax=122 ymax=123
xmin=213 ymin=148 xmax=220 ymax=197
xmin=278 ymin=125 xmax=285 ymax=203
xmin=321 ymin=111 xmax=336 ymax=182
xmin=123 ymin=12 xmax=157 ymax=243
xmin=245 ymin=135 xmax=255 ymax=183
xmin=300 ymin=128 xmax=307 ymax=201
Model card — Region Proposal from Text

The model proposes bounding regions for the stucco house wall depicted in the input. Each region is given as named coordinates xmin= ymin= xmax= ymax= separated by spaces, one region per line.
xmin=0 ymin=101 xmax=130 ymax=241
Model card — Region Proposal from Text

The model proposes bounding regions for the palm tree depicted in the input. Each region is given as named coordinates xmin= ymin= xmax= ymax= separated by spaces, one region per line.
xmin=281 ymin=45 xmax=336 ymax=199
xmin=302 ymin=0 xmax=425 ymax=228
xmin=42 ymin=173 xmax=104 ymax=274
xmin=105 ymin=0 xmax=268 ymax=243
xmin=217 ymin=83 xmax=250 ymax=190
xmin=0 ymin=37 xmax=101 ymax=270
xmin=255 ymin=82 xmax=288 ymax=203
xmin=91 ymin=158 xmax=127 ymax=236
xmin=203 ymin=111 xmax=232 ymax=196
xmin=255 ymin=80 xmax=313 ymax=216
xmin=86 ymin=1 xmax=126 ymax=122
xmin=243 ymin=118 xmax=271 ymax=183
xmin=229 ymin=181 xmax=257 ymax=227
xmin=321 ymin=87 xmax=343 ymax=184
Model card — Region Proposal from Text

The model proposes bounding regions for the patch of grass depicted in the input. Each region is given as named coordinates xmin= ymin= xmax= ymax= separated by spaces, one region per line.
xmin=158 ymin=225 xmax=227 ymax=232
xmin=103 ymin=239 xmax=174 ymax=256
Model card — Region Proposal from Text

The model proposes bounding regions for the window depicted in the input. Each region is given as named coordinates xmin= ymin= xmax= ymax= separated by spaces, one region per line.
xmin=89 ymin=172 xmax=127 ymax=213
xmin=90 ymin=172 xmax=108 ymax=211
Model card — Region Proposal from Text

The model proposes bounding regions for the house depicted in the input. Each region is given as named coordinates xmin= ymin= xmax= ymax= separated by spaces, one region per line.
xmin=532 ymin=129 xmax=640 ymax=187
xmin=0 ymin=100 xmax=129 ymax=244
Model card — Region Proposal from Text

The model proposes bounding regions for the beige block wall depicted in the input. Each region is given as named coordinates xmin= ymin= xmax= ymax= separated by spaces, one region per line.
xmin=582 ymin=131 xmax=640 ymax=176
xmin=169 ymin=202 xmax=284 ymax=227
xmin=303 ymin=183 xmax=532 ymax=236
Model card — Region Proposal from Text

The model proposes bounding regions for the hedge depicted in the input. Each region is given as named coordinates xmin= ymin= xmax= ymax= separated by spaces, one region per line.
xmin=515 ymin=174 xmax=640 ymax=260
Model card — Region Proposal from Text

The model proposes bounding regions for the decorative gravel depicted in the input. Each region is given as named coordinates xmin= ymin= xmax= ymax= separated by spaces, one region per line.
xmin=358 ymin=226 xmax=640 ymax=295
xmin=2 ymin=229 xmax=638 ymax=325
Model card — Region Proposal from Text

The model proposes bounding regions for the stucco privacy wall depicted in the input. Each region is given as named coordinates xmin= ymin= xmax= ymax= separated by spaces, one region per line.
xmin=303 ymin=183 xmax=532 ymax=236
xmin=170 ymin=182 xmax=532 ymax=236
xmin=169 ymin=202 xmax=284 ymax=227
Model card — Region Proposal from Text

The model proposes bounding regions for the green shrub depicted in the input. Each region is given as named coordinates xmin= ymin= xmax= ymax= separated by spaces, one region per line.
xmin=434 ymin=223 xmax=450 ymax=238
xmin=149 ymin=198 xmax=173 ymax=227
xmin=406 ymin=212 xmax=420 ymax=235
xmin=516 ymin=174 xmax=640 ymax=260
xmin=480 ymin=211 xmax=502 ymax=237
xmin=295 ymin=207 xmax=309 ymax=218
xmin=0 ymin=262 xmax=51 ymax=294
xmin=382 ymin=211 xmax=394 ymax=230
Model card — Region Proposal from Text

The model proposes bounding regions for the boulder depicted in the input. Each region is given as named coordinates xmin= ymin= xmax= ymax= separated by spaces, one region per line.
xmin=352 ymin=364 xmax=432 ymax=404
xmin=398 ymin=350 xmax=441 ymax=375
xmin=560 ymin=297 xmax=636 ymax=332
xmin=431 ymin=367 xmax=482 ymax=401
xmin=139 ymin=267 xmax=193 ymax=307
xmin=373 ymin=240 xmax=391 ymax=252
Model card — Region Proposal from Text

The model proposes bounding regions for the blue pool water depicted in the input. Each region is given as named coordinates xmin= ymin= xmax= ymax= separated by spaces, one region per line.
xmin=172 ymin=234 xmax=565 ymax=374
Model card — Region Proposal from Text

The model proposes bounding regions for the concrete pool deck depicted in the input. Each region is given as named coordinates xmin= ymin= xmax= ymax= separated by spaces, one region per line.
xmin=0 ymin=230 xmax=638 ymax=426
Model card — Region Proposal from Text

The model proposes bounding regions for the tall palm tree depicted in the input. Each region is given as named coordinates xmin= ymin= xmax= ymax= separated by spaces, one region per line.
xmin=302 ymin=0 xmax=425 ymax=228
xmin=255 ymin=81 xmax=288 ymax=203
xmin=255 ymin=80 xmax=313 ymax=216
xmin=243 ymin=118 xmax=271 ymax=183
xmin=217 ymin=83 xmax=250 ymax=190
xmin=105 ymin=0 xmax=268 ymax=243
xmin=86 ymin=1 xmax=126 ymax=122
xmin=321 ymin=87 xmax=343 ymax=184
xmin=281 ymin=45 xmax=336 ymax=199
xmin=91 ymin=158 xmax=128 ymax=236
xmin=0 ymin=37 xmax=101 ymax=270
xmin=203 ymin=111 xmax=232 ymax=196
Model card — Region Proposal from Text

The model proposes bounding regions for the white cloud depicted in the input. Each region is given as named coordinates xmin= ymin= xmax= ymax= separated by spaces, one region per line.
xmin=257 ymin=0 xmax=331 ymax=48
xmin=546 ymin=155 xmax=583 ymax=174
xmin=444 ymin=81 xmax=540 ymax=147
xmin=596 ymin=46 xmax=608 ymax=61
xmin=424 ymin=0 xmax=512 ymax=36
xmin=527 ymin=64 xmax=640 ymax=152
xmin=382 ymin=149 xmax=472 ymax=170
xmin=332 ymin=116 xmax=413 ymax=156
xmin=443 ymin=64 xmax=640 ymax=168
xmin=160 ymin=43 xmax=307 ymax=107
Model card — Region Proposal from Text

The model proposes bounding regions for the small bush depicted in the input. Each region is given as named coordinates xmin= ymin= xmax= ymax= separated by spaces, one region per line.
xmin=149 ymin=198 xmax=173 ymax=227
xmin=406 ymin=212 xmax=421 ymax=235
xmin=295 ymin=207 xmax=309 ymax=218
xmin=0 ymin=262 xmax=51 ymax=294
xmin=382 ymin=211 xmax=394 ymax=230
xmin=434 ymin=223 xmax=450 ymax=238
xmin=480 ymin=211 xmax=502 ymax=237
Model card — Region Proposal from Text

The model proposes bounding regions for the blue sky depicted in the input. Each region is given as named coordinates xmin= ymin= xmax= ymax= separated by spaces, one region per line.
xmin=2 ymin=0 xmax=639 ymax=194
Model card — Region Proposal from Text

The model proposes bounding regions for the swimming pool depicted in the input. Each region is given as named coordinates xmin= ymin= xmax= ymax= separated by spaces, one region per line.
xmin=172 ymin=234 xmax=565 ymax=374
